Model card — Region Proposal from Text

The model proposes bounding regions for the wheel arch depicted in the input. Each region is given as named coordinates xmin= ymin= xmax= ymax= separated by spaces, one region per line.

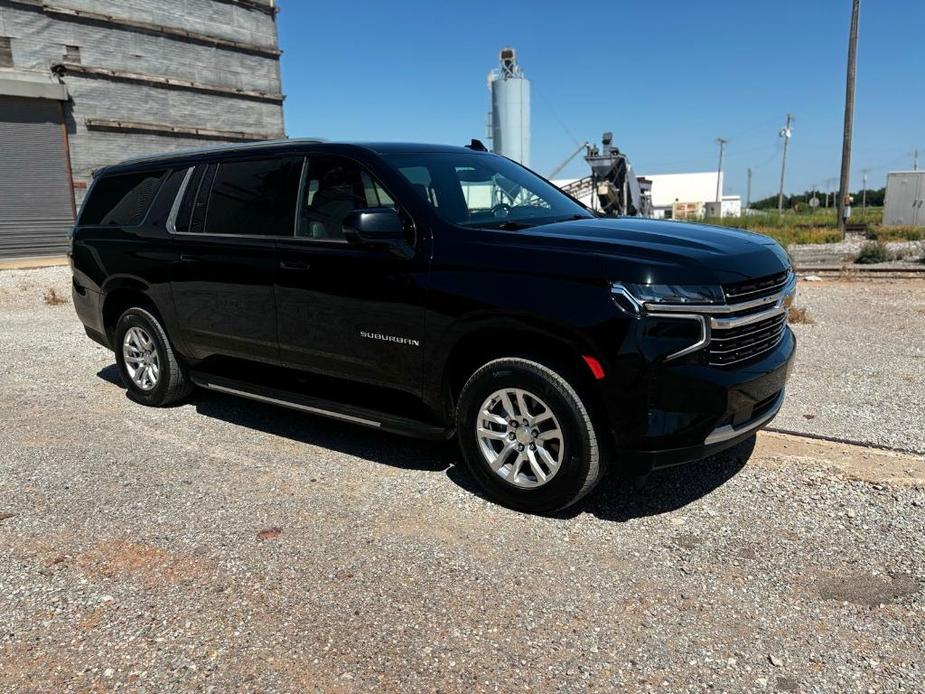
xmin=100 ymin=277 xmax=161 ymax=345
xmin=435 ymin=318 xmax=607 ymax=421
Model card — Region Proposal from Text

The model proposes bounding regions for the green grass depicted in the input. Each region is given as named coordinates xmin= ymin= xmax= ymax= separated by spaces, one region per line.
xmin=700 ymin=206 xmax=925 ymax=245
xmin=866 ymin=226 xmax=925 ymax=242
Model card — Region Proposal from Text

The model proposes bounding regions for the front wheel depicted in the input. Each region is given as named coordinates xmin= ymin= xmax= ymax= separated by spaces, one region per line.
xmin=456 ymin=358 xmax=606 ymax=514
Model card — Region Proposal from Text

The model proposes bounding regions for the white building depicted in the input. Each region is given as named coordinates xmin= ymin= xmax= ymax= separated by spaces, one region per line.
xmin=555 ymin=171 xmax=741 ymax=219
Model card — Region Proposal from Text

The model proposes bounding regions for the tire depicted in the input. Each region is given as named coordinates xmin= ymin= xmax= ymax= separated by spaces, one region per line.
xmin=114 ymin=307 xmax=193 ymax=406
xmin=456 ymin=357 xmax=606 ymax=514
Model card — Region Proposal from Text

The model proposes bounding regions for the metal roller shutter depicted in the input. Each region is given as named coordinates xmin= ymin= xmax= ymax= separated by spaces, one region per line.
xmin=0 ymin=96 xmax=74 ymax=258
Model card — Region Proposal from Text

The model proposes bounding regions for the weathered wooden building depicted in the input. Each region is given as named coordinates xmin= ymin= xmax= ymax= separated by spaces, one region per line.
xmin=0 ymin=0 xmax=285 ymax=258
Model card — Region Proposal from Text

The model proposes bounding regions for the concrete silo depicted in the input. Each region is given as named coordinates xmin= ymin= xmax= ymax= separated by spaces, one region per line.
xmin=488 ymin=47 xmax=530 ymax=167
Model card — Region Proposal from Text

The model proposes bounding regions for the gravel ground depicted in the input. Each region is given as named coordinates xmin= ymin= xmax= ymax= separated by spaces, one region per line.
xmin=775 ymin=278 xmax=925 ymax=454
xmin=1 ymin=266 xmax=924 ymax=693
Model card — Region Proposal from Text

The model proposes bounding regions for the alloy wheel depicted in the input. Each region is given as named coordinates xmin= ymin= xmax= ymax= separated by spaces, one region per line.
xmin=122 ymin=326 xmax=159 ymax=391
xmin=477 ymin=388 xmax=564 ymax=488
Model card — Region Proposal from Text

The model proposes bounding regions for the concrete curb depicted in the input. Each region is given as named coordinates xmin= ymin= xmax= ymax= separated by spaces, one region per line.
xmin=0 ymin=256 xmax=69 ymax=271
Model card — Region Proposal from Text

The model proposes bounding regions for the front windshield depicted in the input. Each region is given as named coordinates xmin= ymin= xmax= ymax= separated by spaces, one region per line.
xmin=382 ymin=151 xmax=592 ymax=228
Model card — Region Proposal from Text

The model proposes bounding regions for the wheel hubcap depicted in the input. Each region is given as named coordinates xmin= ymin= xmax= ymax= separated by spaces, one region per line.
xmin=477 ymin=388 xmax=564 ymax=489
xmin=122 ymin=326 xmax=159 ymax=391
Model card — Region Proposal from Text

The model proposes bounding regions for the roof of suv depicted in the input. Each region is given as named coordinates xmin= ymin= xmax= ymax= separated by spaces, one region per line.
xmin=101 ymin=139 xmax=486 ymax=174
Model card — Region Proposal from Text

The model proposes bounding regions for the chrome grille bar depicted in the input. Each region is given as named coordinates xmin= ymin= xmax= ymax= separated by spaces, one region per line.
xmin=636 ymin=270 xmax=795 ymax=367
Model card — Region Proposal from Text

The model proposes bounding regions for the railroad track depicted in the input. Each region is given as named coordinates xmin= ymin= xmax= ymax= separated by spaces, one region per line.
xmin=796 ymin=264 xmax=925 ymax=278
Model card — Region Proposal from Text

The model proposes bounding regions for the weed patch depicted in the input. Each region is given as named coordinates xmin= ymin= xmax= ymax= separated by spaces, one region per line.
xmin=788 ymin=306 xmax=814 ymax=325
xmin=854 ymin=241 xmax=894 ymax=265
xmin=42 ymin=288 xmax=67 ymax=306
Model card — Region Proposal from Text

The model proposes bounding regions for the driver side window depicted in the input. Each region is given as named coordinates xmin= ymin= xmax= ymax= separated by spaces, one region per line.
xmin=456 ymin=166 xmax=551 ymax=221
xmin=297 ymin=157 xmax=394 ymax=241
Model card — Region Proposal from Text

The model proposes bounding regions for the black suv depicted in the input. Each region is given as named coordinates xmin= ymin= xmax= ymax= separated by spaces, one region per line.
xmin=71 ymin=140 xmax=795 ymax=513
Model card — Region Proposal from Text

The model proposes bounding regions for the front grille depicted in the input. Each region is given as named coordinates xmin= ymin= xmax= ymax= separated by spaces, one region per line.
xmin=709 ymin=311 xmax=787 ymax=366
xmin=639 ymin=270 xmax=793 ymax=368
xmin=723 ymin=271 xmax=789 ymax=304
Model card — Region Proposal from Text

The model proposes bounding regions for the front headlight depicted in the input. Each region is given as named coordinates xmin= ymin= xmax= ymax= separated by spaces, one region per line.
xmin=626 ymin=283 xmax=724 ymax=305
xmin=611 ymin=282 xmax=723 ymax=314
xmin=611 ymin=282 xmax=716 ymax=362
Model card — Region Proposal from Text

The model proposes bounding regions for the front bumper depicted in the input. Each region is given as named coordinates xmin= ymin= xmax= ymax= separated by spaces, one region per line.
xmin=624 ymin=387 xmax=785 ymax=469
xmin=609 ymin=327 xmax=795 ymax=471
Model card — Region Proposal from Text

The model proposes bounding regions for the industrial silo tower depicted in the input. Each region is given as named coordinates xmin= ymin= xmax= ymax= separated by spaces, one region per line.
xmin=488 ymin=47 xmax=531 ymax=167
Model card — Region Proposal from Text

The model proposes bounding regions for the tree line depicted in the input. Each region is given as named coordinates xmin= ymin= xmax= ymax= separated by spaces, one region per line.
xmin=750 ymin=187 xmax=886 ymax=210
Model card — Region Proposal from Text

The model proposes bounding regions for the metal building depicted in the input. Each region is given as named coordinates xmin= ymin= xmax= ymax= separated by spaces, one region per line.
xmin=0 ymin=0 xmax=285 ymax=258
xmin=487 ymin=47 xmax=530 ymax=167
xmin=883 ymin=171 xmax=925 ymax=227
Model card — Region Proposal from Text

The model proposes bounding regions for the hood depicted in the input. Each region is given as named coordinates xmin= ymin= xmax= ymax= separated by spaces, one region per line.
xmin=463 ymin=217 xmax=791 ymax=286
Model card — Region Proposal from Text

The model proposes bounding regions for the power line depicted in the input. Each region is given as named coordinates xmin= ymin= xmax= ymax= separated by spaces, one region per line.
xmin=531 ymin=83 xmax=582 ymax=148
xmin=751 ymin=146 xmax=783 ymax=171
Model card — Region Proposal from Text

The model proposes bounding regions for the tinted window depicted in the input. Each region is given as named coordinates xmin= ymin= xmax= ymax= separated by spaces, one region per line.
xmin=203 ymin=157 xmax=302 ymax=236
xmin=80 ymin=170 xmax=167 ymax=226
xmin=297 ymin=157 xmax=395 ymax=241
xmin=384 ymin=152 xmax=590 ymax=228
xmin=190 ymin=164 xmax=217 ymax=234
xmin=173 ymin=165 xmax=206 ymax=233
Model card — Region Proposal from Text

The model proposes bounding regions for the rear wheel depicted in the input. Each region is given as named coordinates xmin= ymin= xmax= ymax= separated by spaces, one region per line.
xmin=114 ymin=307 xmax=192 ymax=406
xmin=456 ymin=357 xmax=606 ymax=514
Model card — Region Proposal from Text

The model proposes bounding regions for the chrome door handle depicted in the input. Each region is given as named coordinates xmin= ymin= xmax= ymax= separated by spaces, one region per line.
xmin=279 ymin=260 xmax=310 ymax=270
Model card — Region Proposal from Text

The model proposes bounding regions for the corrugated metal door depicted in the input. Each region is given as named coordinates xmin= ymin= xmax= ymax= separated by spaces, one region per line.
xmin=0 ymin=96 xmax=74 ymax=258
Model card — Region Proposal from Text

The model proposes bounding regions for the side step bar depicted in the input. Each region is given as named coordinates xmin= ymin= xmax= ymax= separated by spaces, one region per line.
xmin=190 ymin=372 xmax=452 ymax=440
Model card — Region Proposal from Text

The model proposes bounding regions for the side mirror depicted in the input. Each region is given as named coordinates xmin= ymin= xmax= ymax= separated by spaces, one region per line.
xmin=342 ymin=209 xmax=413 ymax=258
xmin=343 ymin=208 xmax=406 ymax=240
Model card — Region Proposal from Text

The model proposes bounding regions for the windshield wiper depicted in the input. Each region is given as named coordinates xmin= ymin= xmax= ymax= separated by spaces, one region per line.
xmin=490 ymin=220 xmax=533 ymax=231
xmin=556 ymin=214 xmax=593 ymax=222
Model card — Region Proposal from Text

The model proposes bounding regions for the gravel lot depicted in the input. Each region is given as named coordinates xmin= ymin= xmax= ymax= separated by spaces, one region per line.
xmin=775 ymin=278 xmax=925 ymax=454
xmin=1 ymin=266 xmax=924 ymax=693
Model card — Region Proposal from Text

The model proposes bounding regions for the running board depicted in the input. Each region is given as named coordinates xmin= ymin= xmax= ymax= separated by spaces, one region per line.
xmin=190 ymin=372 xmax=452 ymax=440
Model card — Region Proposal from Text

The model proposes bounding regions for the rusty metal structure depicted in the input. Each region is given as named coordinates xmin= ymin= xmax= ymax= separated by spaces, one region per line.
xmin=0 ymin=0 xmax=285 ymax=257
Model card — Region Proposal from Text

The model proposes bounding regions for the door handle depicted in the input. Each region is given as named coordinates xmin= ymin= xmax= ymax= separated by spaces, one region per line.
xmin=179 ymin=254 xmax=200 ymax=263
xmin=279 ymin=260 xmax=310 ymax=271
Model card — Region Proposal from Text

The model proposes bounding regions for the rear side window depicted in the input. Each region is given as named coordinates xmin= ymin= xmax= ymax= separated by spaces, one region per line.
xmin=203 ymin=157 xmax=302 ymax=236
xmin=80 ymin=170 xmax=167 ymax=226
xmin=173 ymin=165 xmax=207 ymax=233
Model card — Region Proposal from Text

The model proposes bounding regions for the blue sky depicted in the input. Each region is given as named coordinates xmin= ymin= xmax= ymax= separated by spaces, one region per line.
xmin=278 ymin=0 xmax=924 ymax=200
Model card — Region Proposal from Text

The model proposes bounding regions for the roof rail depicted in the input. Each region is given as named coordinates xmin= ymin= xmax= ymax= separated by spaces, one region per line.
xmin=108 ymin=138 xmax=327 ymax=168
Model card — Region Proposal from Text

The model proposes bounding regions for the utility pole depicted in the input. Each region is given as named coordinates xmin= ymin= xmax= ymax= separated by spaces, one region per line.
xmin=746 ymin=168 xmax=752 ymax=210
xmin=777 ymin=114 xmax=793 ymax=212
xmin=824 ymin=177 xmax=836 ymax=208
xmin=861 ymin=168 xmax=870 ymax=207
xmin=715 ymin=138 xmax=727 ymax=203
xmin=837 ymin=0 xmax=861 ymax=236
xmin=914 ymin=148 xmax=919 ymax=171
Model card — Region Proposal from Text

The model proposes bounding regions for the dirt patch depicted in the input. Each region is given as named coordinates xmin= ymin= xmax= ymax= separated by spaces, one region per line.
xmin=257 ymin=527 xmax=282 ymax=541
xmin=813 ymin=572 xmax=919 ymax=606
xmin=75 ymin=539 xmax=209 ymax=585
xmin=756 ymin=431 xmax=925 ymax=486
